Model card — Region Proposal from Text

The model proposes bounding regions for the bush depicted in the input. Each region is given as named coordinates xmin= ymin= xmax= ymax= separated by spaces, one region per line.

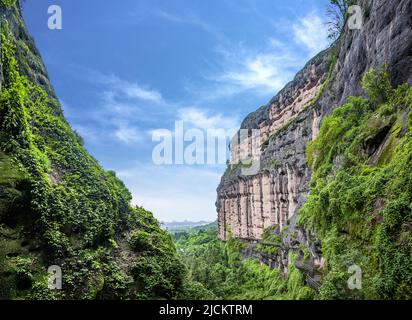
xmin=131 ymin=254 xmax=185 ymax=299
xmin=361 ymin=66 xmax=393 ymax=105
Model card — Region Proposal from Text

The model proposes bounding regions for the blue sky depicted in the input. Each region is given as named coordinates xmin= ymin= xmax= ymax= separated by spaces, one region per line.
xmin=23 ymin=0 xmax=330 ymax=222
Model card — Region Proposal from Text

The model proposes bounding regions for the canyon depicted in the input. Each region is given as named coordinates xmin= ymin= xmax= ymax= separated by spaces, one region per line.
xmin=1 ymin=0 xmax=412 ymax=300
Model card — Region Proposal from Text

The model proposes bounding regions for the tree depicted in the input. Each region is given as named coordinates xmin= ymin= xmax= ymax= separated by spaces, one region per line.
xmin=326 ymin=0 xmax=355 ymax=40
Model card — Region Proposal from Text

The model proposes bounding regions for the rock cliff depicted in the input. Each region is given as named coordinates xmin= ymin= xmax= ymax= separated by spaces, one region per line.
xmin=217 ymin=0 xmax=412 ymax=277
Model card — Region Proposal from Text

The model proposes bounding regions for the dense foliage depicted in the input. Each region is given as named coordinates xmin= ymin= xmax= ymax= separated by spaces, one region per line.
xmin=0 ymin=10 xmax=185 ymax=299
xmin=299 ymin=67 xmax=412 ymax=299
xmin=174 ymin=224 xmax=314 ymax=300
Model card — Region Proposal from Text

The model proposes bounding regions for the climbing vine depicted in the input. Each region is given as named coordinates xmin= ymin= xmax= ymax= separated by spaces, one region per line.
xmin=0 ymin=19 xmax=185 ymax=300
xmin=300 ymin=67 xmax=412 ymax=299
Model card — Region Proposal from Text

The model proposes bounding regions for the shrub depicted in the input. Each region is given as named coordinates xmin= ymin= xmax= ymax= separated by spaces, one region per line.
xmin=361 ymin=66 xmax=393 ymax=105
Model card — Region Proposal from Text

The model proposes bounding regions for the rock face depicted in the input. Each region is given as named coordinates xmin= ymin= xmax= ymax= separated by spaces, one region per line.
xmin=218 ymin=51 xmax=330 ymax=241
xmin=216 ymin=0 xmax=412 ymax=275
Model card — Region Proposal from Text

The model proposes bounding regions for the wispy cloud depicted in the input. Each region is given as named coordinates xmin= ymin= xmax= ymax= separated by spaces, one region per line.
xmin=83 ymin=70 xmax=240 ymax=147
xmin=293 ymin=12 xmax=330 ymax=56
xmin=114 ymin=125 xmax=143 ymax=144
xmin=178 ymin=107 xmax=239 ymax=131
xmin=187 ymin=12 xmax=329 ymax=102
xmin=153 ymin=10 xmax=228 ymax=43
xmin=94 ymin=72 xmax=164 ymax=104
xmin=70 ymin=70 xmax=169 ymax=145
xmin=213 ymin=49 xmax=297 ymax=93
xmin=188 ymin=39 xmax=301 ymax=102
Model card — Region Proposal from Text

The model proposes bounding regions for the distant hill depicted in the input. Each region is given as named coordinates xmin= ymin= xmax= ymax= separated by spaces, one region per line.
xmin=162 ymin=220 xmax=213 ymax=231
xmin=191 ymin=220 xmax=218 ymax=232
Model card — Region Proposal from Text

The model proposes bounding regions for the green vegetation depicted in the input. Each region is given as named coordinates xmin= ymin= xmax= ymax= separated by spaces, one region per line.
xmin=299 ymin=67 xmax=412 ymax=299
xmin=255 ymin=226 xmax=282 ymax=255
xmin=0 ymin=17 xmax=185 ymax=299
xmin=1 ymin=0 xmax=16 ymax=8
xmin=2 ymin=0 xmax=411 ymax=301
xmin=173 ymin=224 xmax=314 ymax=300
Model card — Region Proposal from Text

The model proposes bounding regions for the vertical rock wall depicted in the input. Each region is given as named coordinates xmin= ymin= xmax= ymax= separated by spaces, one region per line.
xmin=217 ymin=50 xmax=330 ymax=241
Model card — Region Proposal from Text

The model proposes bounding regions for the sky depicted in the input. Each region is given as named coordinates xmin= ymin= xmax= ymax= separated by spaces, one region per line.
xmin=22 ymin=0 xmax=331 ymax=222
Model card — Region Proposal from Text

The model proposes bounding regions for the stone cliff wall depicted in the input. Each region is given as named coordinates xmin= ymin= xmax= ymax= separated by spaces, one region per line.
xmin=218 ymin=49 xmax=330 ymax=241
xmin=216 ymin=0 xmax=412 ymax=277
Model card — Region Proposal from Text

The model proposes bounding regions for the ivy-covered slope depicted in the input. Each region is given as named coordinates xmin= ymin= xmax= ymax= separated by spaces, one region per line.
xmin=0 ymin=1 xmax=185 ymax=299
xmin=298 ymin=68 xmax=412 ymax=299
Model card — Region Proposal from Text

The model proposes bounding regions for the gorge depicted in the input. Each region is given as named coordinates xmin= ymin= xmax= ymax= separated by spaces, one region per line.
xmin=1 ymin=0 xmax=412 ymax=300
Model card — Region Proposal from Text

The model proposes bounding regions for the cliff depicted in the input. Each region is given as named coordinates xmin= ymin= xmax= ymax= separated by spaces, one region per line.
xmin=217 ymin=0 xmax=412 ymax=293
xmin=0 ymin=1 xmax=185 ymax=299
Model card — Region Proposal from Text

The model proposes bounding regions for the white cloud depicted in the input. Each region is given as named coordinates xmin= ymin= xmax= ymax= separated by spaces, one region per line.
xmin=116 ymin=164 xmax=223 ymax=222
xmin=189 ymin=12 xmax=329 ymax=102
xmin=217 ymin=52 xmax=296 ymax=93
xmin=122 ymin=82 xmax=163 ymax=103
xmin=293 ymin=12 xmax=329 ymax=56
xmin=79 ymin=70 xmax=170 ymax=145
xmin=83 ymin=69 xmax=241 ymax=148
xmin=178 ymin=107 xmax=239 ymax=131
xmin=114 ymin=126 xmax=143 ymax=144
xmin=191 ymin=39 xmax=302 ymax=101
xmin=95 ymin=73 xmax=164 ymax=104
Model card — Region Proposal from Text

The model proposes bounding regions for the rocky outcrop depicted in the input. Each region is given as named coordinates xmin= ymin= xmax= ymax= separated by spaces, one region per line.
xmin=216 ymin=0 xmax=412 ymax=279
